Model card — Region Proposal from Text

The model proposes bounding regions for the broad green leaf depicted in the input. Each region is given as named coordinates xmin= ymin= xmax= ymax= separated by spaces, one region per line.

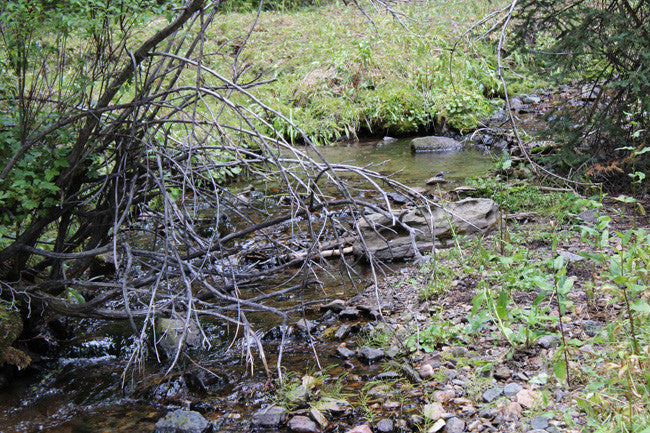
xmin=553 ymin=359 xmax=567 ymax=382
xmin=631 ymin=300 xmax=650 ymax=314
xmin=496 ymin=290 xmax=509 ymax=321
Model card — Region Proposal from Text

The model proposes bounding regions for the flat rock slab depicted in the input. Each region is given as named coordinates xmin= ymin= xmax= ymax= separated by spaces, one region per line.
xmin=410 ymin=136 xmax=464 ymax=152
xmin=252 ymin=406 xmax=288 ymax=427
xmin=358 ymin=346 xmax=385 ymax=364
xmin=353 ymin=198 xmax=498 ymax=260
xmin=154 ymin=410 xmax=210 ymax=433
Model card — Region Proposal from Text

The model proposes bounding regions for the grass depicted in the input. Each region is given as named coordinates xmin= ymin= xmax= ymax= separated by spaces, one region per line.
xmin=202 ymin=0 xmax=512 ymax=142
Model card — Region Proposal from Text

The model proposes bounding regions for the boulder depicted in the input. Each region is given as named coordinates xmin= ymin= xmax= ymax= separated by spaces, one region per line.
xmin=0 ymin=302 xmax=30 ymax=370
xmin=353 ymin=198 xmax=498 ymax=260
xmin=154 ymin=410 xmax=210 ymax=433
xmin=410 ymin=136 xmax=464 ymax=152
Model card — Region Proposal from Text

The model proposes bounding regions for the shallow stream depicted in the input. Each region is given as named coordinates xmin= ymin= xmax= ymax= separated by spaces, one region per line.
xmin=0 ymin=138 xmax=494 ymax=433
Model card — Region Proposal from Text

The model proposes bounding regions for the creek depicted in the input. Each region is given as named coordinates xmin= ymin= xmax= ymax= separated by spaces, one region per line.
xmin=0 ymin=137 xmax=494 ymax=433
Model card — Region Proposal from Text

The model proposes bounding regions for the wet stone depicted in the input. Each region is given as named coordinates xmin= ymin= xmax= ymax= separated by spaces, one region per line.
xmin=530 ymin=416 xmax=550 ymax=430
xmin=446 ymin=417 xmax=466 ymax=433
xmin=339 ymin=307 xmax=360 ymax=320
xmin=482 ymin=387 xmax=503 ymax=403
xmin=346 ymin=424 xmax=373 ymax=433
xmin=358 ymin=346 xmax=385 ymax=364
xmin=288 ymin=415 xmax=318 ymax=433
xmin=535 ymin=334 xmax=560 ymax=349
xmin=335 ymin=324 xmax=351 ymax=340
xmin=376 ymin=418 xmax=395 ymax=433
xmin=503 ymin=382 xmax=523 ymax=397
xmin=154 ymin=410 xmax=210 ymax=433
xmin=252 ymin=405 xmax=287 ymax=427
xmin=375 ymin=371 xmax=402 ymax=381
xmin=337 ymin=345 xmax=356 ymax=359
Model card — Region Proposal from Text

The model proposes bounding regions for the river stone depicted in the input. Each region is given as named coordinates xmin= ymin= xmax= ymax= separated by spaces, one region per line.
xmin=156 ymin=317 xmax=202 ymax=358
xmin=335 ymin=324 xmax=351 ymax=340
xmin=310 ymin=407 xmax=329 ymax=428
xmin=252 ymin=405 xmax=288 ymax=427
xmin=503 ymin=382 xmax=523 ymax=397
xmin=423 ymin=402 xmax=445 ymax=421
xmin=446 ymin=417 xmax=466 ymax=433
xmin=288 ymin=415 xmax=318 ymax=433
xmin=154 ymin=410 xmax=210 ymax=433
xmin=482 ymin=387 xmax=503 ymax=403
xmin=337 ymin=345 xmax=356 ymax=359
xmin=410 ymin=136 xmax=464 ymax=152
xmin=375 ymin=371 xmax=402 ymax=381
xmin=314 ymin=397 xmax=351 ymax=416
xmin=346 ymin=425 xmax=373 ymax=433
xmin=353 ymin=198 xmax=498 ymax=260
xmin=358 ymin=346 xmax=385 ymax=364
xmin=376 ymin=418 xmax=395 ymax=433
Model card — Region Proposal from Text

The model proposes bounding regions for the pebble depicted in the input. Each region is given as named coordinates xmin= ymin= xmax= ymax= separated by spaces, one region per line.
xmin=310 ymin=407 xmax=328 ymax=428
xmin=154 ymin=410 xmax=209 ymax=433
xmin=419 ymin=364 xmax=434 ymax=379
xmin=482 ymin=387 xmax=503 ymax=403
xmin=503 ymin=382 xmax=523 ymax=397
xmin=493 ymin=365 xmax=511 ymax=380
xmin=527 ymin=430 xmax=549 ymax=433
xmin=423 ymin=402 xmax=446 ymax=421
xmin=346 ymin=425 xmax=373 ymax=433
xmin=450 ymin=346 xmax=470 ymax=357
xmin=530 ymin=415 xmax=549 ymax=430
xmin=376 ymin=418 xmax=395 ymax=433
xmin=375 ymin=371 xmax=402 ymax=381
xmin=288 ymin=415 xmax=318 ymax=433
xmin=337 ymin=345 xmax=356 ymax=359
xmin=428 ymin=418 xmax=446 ymax=433
xmin=358 ymin=346 xmax=385 ymax=364
xmin=446 ymin=417 xmax=466 ymax=433
xmin=252 ymin=406 xmax=288 ymax=428
xmin=335 ymin=324 xmax=351 ymax=340
xmin=535 ymin=334 xmax=560 ymax=349
xmin=516 ymin=389 xmax=540 ymax=408
xmin=296 ymin=318 xmax=316 ymax=333
xmin=432 ymin=390 xmax=456 ymax=403
xmin=467 ymin=419 xmax=483 ymax=431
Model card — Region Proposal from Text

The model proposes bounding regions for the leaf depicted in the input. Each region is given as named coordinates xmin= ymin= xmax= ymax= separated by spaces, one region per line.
xmin=553 ymin=359 xmax=567 ymax=382
xmin=496 ymin=290 xmax=509 ymax=321
xmin=631 ymin=300 xmax=650 ymax=314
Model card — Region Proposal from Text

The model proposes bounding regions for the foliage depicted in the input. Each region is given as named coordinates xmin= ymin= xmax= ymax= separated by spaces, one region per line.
xmin=511 ymin=0 xmax=650 ymax=189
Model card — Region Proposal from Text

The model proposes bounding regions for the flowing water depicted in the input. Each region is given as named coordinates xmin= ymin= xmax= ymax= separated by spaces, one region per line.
xmin=0 ymin=138 xmax=494 ymax=433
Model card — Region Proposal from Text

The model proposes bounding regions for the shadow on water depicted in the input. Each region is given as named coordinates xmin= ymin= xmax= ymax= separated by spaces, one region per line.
xmin=0 ymin=138 xmax=494 ymax=432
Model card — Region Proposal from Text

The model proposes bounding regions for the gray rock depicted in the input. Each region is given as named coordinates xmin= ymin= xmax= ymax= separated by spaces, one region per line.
xmin=503 ymin=382 xmax=523 ymax=397
xmin=530 ymin=415 xmax=549 ymax=430
xmin=558 ymin=250 xmax=584 ymax=262
xmin=337 ymin=345 xmax=356 ymax=359
xmin=353 ymin=198 xmax=498 ymax=260
xmin=156 ymin=317 xmax=202 ymax=358
xmin=320 ymin=299 xmax=346 ymax=313
xmin=314 ymin=397 xmax=351 ymax=416
xmin=482 ymin=387 xmax=503 ymax=403
xmin=527 ymin=430 xmax=549 ymax=433
xmin=376 ymin=418 xmax=395 ymax=433
xmin=339 ymin=307 xmax=360 ymax=320
xmin=358 ymin=346 xmax=385 ymax=364
xmin=450 ymin=346 xmax=470 ymax=357
xmin=493 ymin=365 xmax=511 ymax=381
xmin=446 ymin=417 xmax=466 ymax=433
xmin=583 ymin=320 xmax=603 ymax=337
xmin=490 ymin=110 xmax=509 ymax=123
xmin=154 ymin=410 xmax=210 ymax=433
xmin=296 ymin=318 xmax=316 ymax=333
xmin=577 ymin=209 xmax=598 ymax=224
xmin=535 ymin=334 xmax=560 ymax=349
xmin=520 ymin=94 xmax=541 ymax=104
xmin=335 ymin=324 xmax=351 ymax=340
xmin=388 ymin=192 xmax=411 ymax=205
xmin=375 ymin=371 xmax=402 ymax=381
xmin=252 ymin=406 xmax=287 ymax=427
xmin=288 ymin=415 xmax=318 ymax=433
xmin=410 ymin=136 xmax=464 ymax=152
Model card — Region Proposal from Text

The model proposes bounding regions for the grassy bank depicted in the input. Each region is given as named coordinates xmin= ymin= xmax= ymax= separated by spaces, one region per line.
xmin=206 ymin=0 xmax=509 ymax=143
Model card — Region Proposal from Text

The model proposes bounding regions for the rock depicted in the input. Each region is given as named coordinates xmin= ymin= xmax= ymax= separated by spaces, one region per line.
xmin=501 ymin=401 xmax=523 ymax=420
xmin=428 ymin=418 xmax=446 ymax=432
xmin=288 ymin=415 xmax=318 ymax=433
xmin=156 ymin=317 xmax=202 ymax=358
xmin=530 ymin=415 xmax=549 ymax=430
xmin=367 ymin=384 xmax=392 ymax=398
xmin=482 ymin=387 xmax=503 ymax=403
xmin=375 ymin=371 xmax=402 ymax=381
xmin=263 ymin=325 xmax=292 ymax=341
xmin=335 ymin=324 xmax=352 ymax=340
xmin=376 ymin=418 xmax=394 ymax=433
xmin=446 ymin=417 xmax=466 ymax=433
xmin=516 ymin=389 xmax=541 ymax=408
xmin=154 ymin=410 xmax=210 ymax=433
xmin=450 ymin=346 xmax=470 ymax=357
xmin=314 ymin=397 xmax=351 ymax=416
xmin=432 ymin=390 xmax=455 ymax=403
xmin=437 ymin=368 xmax=457 ymax=383
xmin=583 ymin=320 xmax=603 ymax=337
xmin=503 ymin=382 xmax=523 ymax=397
xmin=346 ymin=425 xmax=373 ymax=433
xmin=353 ymin=198 xmax=498 ymax=260
xmin=423 ymin=402 xmax=446 ymax=421
xmin=0 ymin=303 xmax=29 ymax=370
xmin=411 ymin=186 xmax=428 ymax=195
xmin=558 ymin=250 xmax=584 ymax=262
xmin=358 ymin=346 xmax=385 ymax=364
xmin=510 ymin=97 xmax=525 ymax=112
xmin=252 ymin=406 xmax=288 ymax=427
xmin=580 ymin=84 xmax=601 ymax=100
xmin=577 ymin=209 xmax=597 ymax=224
xmin=310 ymin=407 xmax=328 ymax=428
xmin=419 ymin=364 xmax=435 ymax=379
xmin=426 ymin=176 xmax=447 ymax=185
xmin=296 ymin=318 xmax=316 ymax=334
xmin=535 ymin=334 xmax=560 ymax=349
xmin=388 ymin=192 xmax=411 ymax=205
xmin=320 ymin=299 xmax=346 ymax=313
xmin=410 ymin=136 xmax=464 ymax=152
xmin=409 ymin=415 xmax=424 ymax=429
xmin=339 ymin=307 xmax=360 ymax=320
xmin=520 ymin=94 xmax=541 ymax=104
xmin=337 ymin=345 xmax=356 ymax=359
xmin=490 ymin=110 xmax=509 ymax=123
xmin=493 ymin=365 xmax=511 ymax=381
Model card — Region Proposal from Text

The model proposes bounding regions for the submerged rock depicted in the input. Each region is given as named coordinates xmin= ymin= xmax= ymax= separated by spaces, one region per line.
xmin=156 ymin=317 xmax=202 ymax=358
xmin=353 ymin=198 xmax=498 ymax=260
xmin=154 ymin=409 xmax=210 ymax=433
xmin=410 ymin=136 xmax=464 ymax=152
